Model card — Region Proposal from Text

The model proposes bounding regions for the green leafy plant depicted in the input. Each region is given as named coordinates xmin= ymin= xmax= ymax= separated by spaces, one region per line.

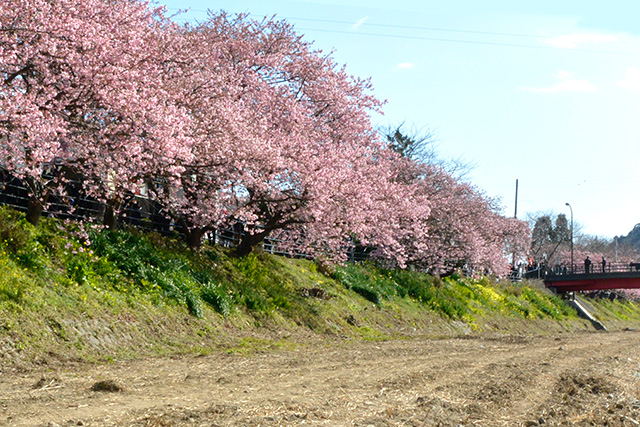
xmin=201 ymin=282 xmax=232 ymax=316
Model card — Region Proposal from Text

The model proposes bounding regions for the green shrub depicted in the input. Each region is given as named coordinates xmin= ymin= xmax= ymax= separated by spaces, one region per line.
xmin=521 ymin=287 xmax=564 ymax=319
xmin=228 ymin=252 xmax=296 ymax=314
xmin=0 ymin=207 xmax=52 ymax=272
xmin=183 ymin=286 xmax=203 ymax=318
xmin=0 ymin=275 xmax=27 ymax=304
xmin=0 ymin=207 xmax=34 ymax=254
xmin=0 ymin=206 xmax=579 ymax=326
xmin=201 ymin=282 xmax=232 ymax=316
xmin=352 ymin=284 xmax=381 ymax=304
xmin=390 ymin=269 xmax=437 ymax=302
xmin=333 ymin=263 xmax=397 ymax=304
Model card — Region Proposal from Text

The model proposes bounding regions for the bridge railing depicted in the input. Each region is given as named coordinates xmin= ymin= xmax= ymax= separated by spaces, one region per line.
xmin=547 ymin=262 xmax=640 ymax=276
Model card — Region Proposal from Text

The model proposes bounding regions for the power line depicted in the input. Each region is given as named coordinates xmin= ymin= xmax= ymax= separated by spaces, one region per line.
xmin=279 ymin=16 xmax=554 ymax=41
xmin=167 ymin=8 xmax=553 ymax=41
xmin=278 ymin=16 xmax=640 ymax=47
xmin=162 ymin=6 xmax=636 ymax=55
xmin=294 ymin=27 xmax=635 ymax=55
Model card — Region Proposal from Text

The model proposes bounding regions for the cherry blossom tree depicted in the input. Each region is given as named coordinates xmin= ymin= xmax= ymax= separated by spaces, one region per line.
xmin=148 ymin=12 xmax=431 ymax=263
xmin=1 ymin=1 xmax=528 ymax=274
xmin=0 ymin=0 xmax=191 ymax=226
xmin=386 ymin=130 xmax=530 ymax=276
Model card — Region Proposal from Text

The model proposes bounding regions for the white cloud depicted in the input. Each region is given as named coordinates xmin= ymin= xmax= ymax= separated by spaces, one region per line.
xmin=542 ymin=32 xmax=619 ymax=49
xmin=618 ymin=68 xmax=640 ymax=91
xmin=553 ymin=70 xmax=573 ymax=80
xmin=519 ymin=70 xmax=597 ymax=94
xmin=396 ymin=62 xmax=414 ymax=70
xmin=352 ymin=16 xmax=368 ymax=31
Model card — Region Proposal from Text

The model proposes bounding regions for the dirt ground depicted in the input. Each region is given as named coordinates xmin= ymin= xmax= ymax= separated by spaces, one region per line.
xmin=2 ymin=330 xmax=640 ymax=426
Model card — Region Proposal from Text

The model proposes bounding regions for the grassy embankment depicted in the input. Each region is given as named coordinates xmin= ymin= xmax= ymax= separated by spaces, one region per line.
xmin=1 ymin=205 xmax=639 ymax=367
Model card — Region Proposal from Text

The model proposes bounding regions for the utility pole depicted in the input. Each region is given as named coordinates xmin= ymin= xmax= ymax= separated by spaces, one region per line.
xmin=511 ymin=179 xmax=519 ymax=270
xmin=514 ymin=179 xmax=518 ymax=218
xmin=565 ymin=203 xmax=574 ymax=273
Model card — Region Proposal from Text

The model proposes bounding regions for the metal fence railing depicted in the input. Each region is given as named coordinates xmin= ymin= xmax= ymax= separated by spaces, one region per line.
xmin=0 ymin=170 xmax=177 ymax=234
xmin=0 ymin=170 xmax=372 ymax=261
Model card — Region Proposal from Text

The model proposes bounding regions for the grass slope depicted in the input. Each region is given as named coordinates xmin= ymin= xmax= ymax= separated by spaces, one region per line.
xmin=1 ymin=206 xmax=639 ymax=368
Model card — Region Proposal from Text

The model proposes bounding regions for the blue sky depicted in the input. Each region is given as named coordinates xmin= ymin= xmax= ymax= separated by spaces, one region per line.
xmin=157 ymin=0 xmax=640 ymax=239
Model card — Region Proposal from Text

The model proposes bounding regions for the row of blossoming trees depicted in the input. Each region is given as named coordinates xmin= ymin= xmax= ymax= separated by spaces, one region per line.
xmin=0 ymin=0 xmax=529 ymax=275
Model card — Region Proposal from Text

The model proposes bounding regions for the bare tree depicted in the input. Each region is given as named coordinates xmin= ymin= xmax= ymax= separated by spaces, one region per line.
xmin=381 ymin=123 xmax=475 ymax=179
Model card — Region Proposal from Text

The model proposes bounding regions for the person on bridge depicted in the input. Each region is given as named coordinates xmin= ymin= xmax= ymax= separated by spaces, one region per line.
xmin=584 ymin=256 xmax=592 ymax=274
xmin=602 ymin=256 xmax=607 ymax=273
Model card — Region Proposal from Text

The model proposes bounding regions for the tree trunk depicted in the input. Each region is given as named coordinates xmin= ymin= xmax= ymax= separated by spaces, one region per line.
xmin=233 ymin=230 xmax=269 ymax=257
xmin=185 ymin=227 xmax=206 ymax=249
xmin=103 ymin=203 xmax=118 ymax=229
xmin=26 ymin=197 xmax=43 ymax=226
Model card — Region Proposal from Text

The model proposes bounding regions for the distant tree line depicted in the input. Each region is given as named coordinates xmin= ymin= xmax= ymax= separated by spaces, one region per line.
xmin=528 ymin=213 xmax=639 ymax=269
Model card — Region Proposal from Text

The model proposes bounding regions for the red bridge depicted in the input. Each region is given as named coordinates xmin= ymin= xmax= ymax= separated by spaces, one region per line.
xmin=540 ymin=263 xmax=640 ymax=293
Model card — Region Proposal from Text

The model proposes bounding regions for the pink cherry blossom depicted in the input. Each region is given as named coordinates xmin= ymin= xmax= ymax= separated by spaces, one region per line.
xmin=1 ymin=2 xmax=529 ymax=275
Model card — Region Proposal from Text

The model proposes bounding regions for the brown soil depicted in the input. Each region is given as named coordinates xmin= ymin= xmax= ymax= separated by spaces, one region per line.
xmin=2 ymin=330 xmax=640 ymax=426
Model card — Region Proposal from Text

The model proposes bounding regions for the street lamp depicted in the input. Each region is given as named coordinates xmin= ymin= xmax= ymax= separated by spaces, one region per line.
xmin=565 ymin=203 xmax=574 ymax=273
